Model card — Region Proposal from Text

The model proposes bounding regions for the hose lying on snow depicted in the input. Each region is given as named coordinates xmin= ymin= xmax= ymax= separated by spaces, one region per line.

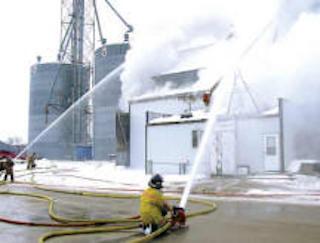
xmin=0 ymin=183 xmax=217 ymax=243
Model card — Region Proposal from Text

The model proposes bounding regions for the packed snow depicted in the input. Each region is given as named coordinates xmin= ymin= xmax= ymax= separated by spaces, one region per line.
xmin=13 ymin=159 xmax=202 ymax=192
xmin=9 ymin=159 xmax=320 ymax=206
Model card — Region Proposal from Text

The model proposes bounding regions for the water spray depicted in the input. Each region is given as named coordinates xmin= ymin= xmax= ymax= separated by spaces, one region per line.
xmin=179 ymin=19 xmax=275 ymax=209
xmin=16 ymin=63 xmax=125 ymax=159
xmin=179 ymin=83 xmax=226 ymax=208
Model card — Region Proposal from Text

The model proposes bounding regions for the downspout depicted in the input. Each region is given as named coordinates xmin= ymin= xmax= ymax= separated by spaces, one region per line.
xmin=279 ymin=98 xmax=285 ymax=172
xmin=234 ymin=115 xmax=238 ymax=175
xmin=145 ymin=111 xmax=149 ymax=174
xmin=128 ymin=103 xmax=131 ymax=167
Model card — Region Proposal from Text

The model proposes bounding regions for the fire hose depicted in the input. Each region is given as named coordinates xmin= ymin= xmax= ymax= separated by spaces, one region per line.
xmin=3 ymin=178 xmax=319 ymax=242
xmin=0 ymin=183 xmax=217 ymax=243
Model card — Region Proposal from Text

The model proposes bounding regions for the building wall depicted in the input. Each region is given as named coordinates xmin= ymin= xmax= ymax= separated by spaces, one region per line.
xmin=236 ymin=116 xmax=279 ymax=173
xmin=147 ymin=122 xmax=210 ymax=175
xmin=130 ymin=92 xmax=206 ymax=170
xmin=214 ymin=115 xmax=279 ymax=174
xmin=212 ymin=120 xmax=235 ymax=175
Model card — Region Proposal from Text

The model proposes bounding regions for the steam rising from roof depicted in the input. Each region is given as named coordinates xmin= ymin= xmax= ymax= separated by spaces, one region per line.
xmin=119 ymin=0 xmax=236 ymax=110
xmin=119 ymin=0 xmax=320 ymax=116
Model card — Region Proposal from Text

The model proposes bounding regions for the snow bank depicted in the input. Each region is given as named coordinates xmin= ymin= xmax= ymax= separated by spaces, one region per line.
xmin=288 ymin=160 xmax=320 ymax=173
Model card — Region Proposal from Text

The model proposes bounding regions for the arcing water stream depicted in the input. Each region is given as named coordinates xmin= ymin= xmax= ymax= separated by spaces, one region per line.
xmin=179 ymin=19 xmax=275 ymax=208
xmin=15 ymin=63 xmax=125 ymax=159
xmin=179 ymin=80 xmax=228 ymax=208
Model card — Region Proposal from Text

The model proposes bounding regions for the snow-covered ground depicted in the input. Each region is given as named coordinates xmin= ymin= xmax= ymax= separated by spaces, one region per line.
xmin=13 ymin=159 xmax=202 ymax=191
xmin=11 ymin=159 xmax=320 ymax=206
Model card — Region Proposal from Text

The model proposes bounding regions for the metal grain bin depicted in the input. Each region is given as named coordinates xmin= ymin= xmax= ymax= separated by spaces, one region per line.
xmin=93 ymin=43 xmax=129 ymax=161
xmin=28 ymin=63 xmax=75 ymax=160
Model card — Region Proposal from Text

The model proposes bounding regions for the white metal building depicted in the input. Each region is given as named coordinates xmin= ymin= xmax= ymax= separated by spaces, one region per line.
xmin=129 ymin=89 xmax=208 ymax=174
xmin=129 ymin=85 xmax=320 ymax=176
xmin=212 ymin=108 xmax=281 ymax=175
xmin=147 ymin=111 xmax=210 ymax=175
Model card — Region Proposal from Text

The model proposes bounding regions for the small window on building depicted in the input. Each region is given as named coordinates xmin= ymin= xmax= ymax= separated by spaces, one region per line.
xmin=266 ymin=136 xmax=277 ymax=155
xmin=192 ymin=130 xmax=203 ymax=148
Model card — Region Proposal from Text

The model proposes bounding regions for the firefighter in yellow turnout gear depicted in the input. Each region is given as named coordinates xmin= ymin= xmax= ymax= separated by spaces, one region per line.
xmin=140 ymin=174 xmax=171 ymax=235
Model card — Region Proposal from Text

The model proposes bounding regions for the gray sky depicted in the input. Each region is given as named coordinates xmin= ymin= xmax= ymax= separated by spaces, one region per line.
xmin=0 ymin=0 xmax=281 ymax=144
xmin=0 ymin=1 xmax=59 ymax=143
xmin=0 ymin=0 xmax=131 ymax=143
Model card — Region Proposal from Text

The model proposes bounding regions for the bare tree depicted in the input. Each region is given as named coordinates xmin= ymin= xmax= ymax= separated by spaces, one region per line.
xmin=6 ymin=136 xmax=23 ymax=145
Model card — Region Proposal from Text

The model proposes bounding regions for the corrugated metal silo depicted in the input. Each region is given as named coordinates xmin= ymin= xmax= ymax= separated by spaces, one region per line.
xmin=28 ymin=63 xmax=86 ymax=160
xmin=93 ymin=43 xmax=129 ymax=162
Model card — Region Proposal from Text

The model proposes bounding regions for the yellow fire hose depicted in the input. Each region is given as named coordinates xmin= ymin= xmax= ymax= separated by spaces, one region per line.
xmin=0 ymin=183 xmax=217 ymax=243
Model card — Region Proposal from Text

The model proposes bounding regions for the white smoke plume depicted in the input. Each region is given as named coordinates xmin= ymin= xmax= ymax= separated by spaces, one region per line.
xmin=275 ymin=0 xmax=320 ymax=38
xmin=195 ymin=0 xmax=320 ymax=113
xmin=235 ymin=1 xmax=320 ymax=161
xmin=119 ymin=0 xmax=235 ymax=110
xmin=120 ymin=0 xmax=320 ymax=122
xmin=118 ymin=0 xmax=320 ymax=164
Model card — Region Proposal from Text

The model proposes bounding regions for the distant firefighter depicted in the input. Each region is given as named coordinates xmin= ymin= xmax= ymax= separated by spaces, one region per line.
xmin=27 ymin=152 xmax=37 ymax=170
xmin=0 ymin=157 xmax=14 ymax=182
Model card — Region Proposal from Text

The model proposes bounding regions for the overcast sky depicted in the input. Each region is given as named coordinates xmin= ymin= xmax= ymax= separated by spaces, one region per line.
xmin=0 ymin=0 xmax=132 ymax=143
xmin=0 ymin=0 xmax=280 ymax=144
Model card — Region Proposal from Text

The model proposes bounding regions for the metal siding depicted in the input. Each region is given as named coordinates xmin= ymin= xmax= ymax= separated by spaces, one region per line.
xmin=147 ymin=122 xmax=210 ymax=174
xmin=130 ymin=94 xmax=206 ymax=169
xmin=93 ymin=44 xmax=129 ymax=160
xmin=28 ymin=63 xmax=74 ymax=160
xmin=236 ymin=117 xmax=279 ymax=173
xmin=216 ymin=116 xmax=279 ymax=174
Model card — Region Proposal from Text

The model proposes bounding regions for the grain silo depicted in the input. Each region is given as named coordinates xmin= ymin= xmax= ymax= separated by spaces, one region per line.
xmin=93 ymin=43 xmax=130 ymax=162
xmin=28 ymin=0 xmax=94 ymax=160
xmin=29 ymin=63 xmax=73 ymax=159
xmin=28 ymin=62 xmax=91 ymax=160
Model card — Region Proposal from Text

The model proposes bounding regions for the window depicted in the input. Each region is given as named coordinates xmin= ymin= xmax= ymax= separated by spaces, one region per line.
xmin=192 ymin=130 xmax=203 ymax=148
xmin=266 ymin=136 xmax=277 ymax=156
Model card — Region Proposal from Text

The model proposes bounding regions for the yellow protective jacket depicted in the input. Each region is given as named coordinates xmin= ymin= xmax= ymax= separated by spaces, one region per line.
xmin=140 ymin=187 xmax=166 ymax=225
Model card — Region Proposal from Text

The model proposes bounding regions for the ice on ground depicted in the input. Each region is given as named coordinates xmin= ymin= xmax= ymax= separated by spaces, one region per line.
xmin=248 ymin=173 xmax=320 ymax=191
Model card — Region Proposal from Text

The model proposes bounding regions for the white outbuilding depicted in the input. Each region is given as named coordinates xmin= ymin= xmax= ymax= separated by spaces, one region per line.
xmin=129 ymin=88 xmax=210 ymax=174
xmin=212 ymin=107 xmax=281 ymax=175
xmin=147 ymin=110 xmax=210 ymax=175
xmin=128 ymin=76 xmax=320 ymax=176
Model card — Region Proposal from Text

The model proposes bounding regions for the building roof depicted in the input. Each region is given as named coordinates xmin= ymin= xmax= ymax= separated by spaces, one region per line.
xmin=261 ymin=106 xmax=279 ymax=117
xmin=148 ymin=110 xmax=208 ymax=126
xmin=129 ymin=86 xmax=208 ymax=104
xmin=145 ymin=103 xmax=278 ymax=128
xmin=129 ymin=41 xmax=223 ymax=105
xmin=217 ymin=106 xmax=279 ymax=121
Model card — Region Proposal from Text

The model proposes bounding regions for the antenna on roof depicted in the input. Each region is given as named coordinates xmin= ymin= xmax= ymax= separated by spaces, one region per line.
xmin=226 ymin=69 xmax=260 ymax=115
